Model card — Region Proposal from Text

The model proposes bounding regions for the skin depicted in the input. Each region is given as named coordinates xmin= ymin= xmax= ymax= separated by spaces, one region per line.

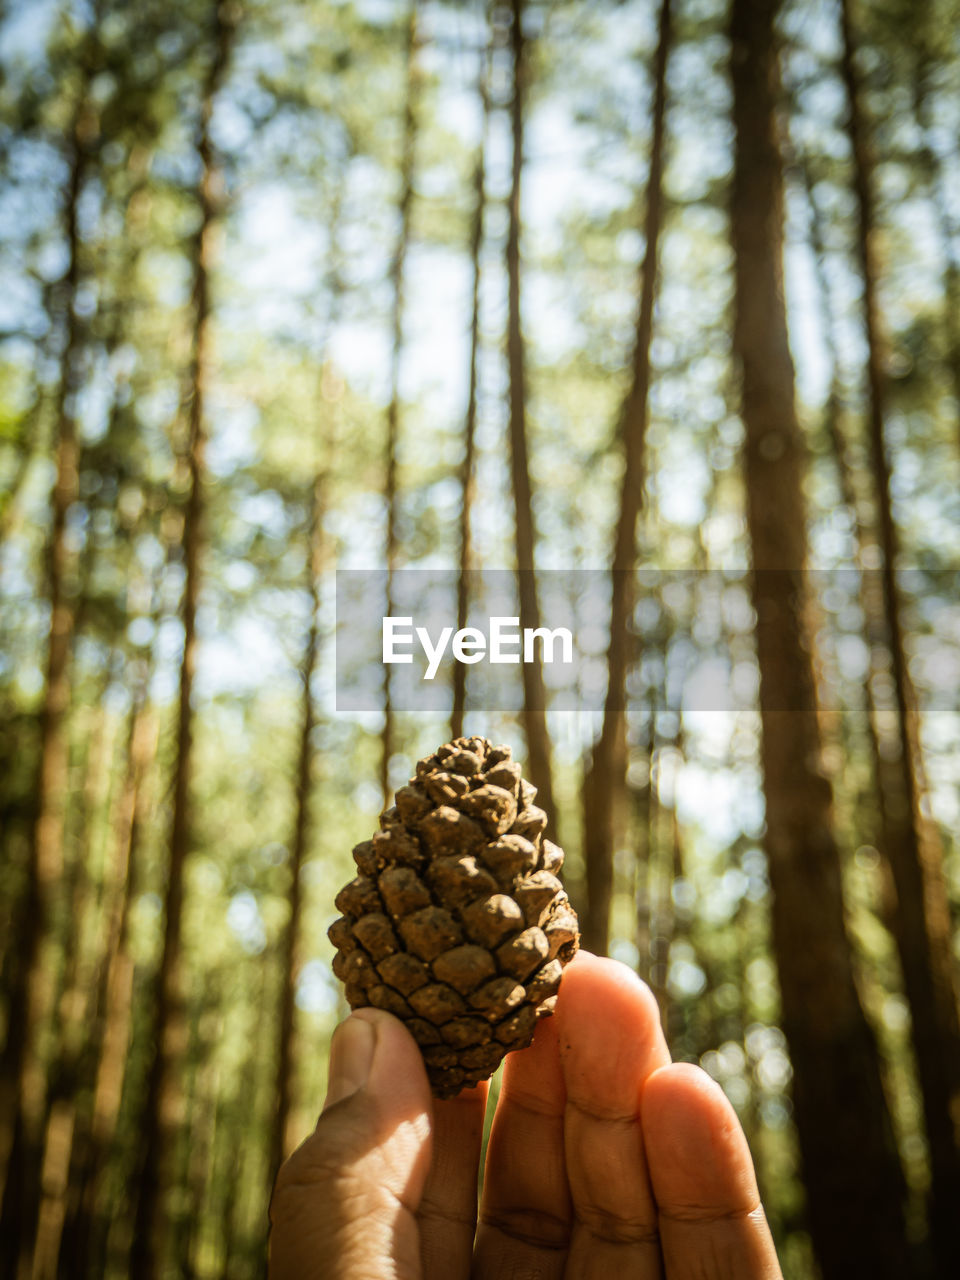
xmin=269 ymin=950 xmax=784 ymax=1279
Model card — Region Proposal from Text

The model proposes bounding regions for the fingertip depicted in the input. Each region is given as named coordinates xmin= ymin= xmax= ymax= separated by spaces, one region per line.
xmin=322 ymin=1013 xmax=377 ymax=1111
xmin=500 ymin=999 xmax=565 ymax=1108
xmin=642 ymin=1062 xmax=761 ymax=1213
xmin=643 ymin=1061 xmax=740 ymax=1137
xmin=349 ymin=1004 xmax=409 ymax=1034
xmin=559 ymin=950 xmax=662 ymax=1021
xmin=555 ymin=953 xmax=670 ymax=1096
xmin=434 ymin=1078 xmax=488 ymax=1113
xmin=359 ymin=1008 xmax=433 ymax=1104
xmin=558 ymin=948 xmax=660 ymax=1015
xmin=644 ymin=1058 xmax=720 ymax=1096
xmin=276 ymin=1009 xmax=437 ymax=1278
xmin=323 ymin=1007 xmax=432 ymax=1122
xmin=421 ymin=1081 xmax=488 ymax=1277
xmin=642 ymin=1065 xmax=782 ymax=1277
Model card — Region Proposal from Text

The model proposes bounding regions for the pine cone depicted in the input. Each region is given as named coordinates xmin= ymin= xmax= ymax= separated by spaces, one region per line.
xmin=328 ymin=736 xmax=579 ymax=1098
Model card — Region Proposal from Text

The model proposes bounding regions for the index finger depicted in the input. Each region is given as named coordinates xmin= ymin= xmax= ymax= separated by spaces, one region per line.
xmin=557 ymin=951 xmax=671 ymax=1278
xmin=474 ymin=1006 xmax=571 ymax=1279
xmin=418 ymin=1083 xmax=487 ymax=1279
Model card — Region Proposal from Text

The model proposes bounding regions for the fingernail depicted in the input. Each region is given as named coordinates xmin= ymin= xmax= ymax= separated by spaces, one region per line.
xmin=322 ymin=1015 xmax=376 ymax=1111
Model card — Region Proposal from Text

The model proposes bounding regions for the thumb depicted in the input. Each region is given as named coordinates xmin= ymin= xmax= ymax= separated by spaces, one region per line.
xmin=268 ymin=1008 xmax=434 ymax=1280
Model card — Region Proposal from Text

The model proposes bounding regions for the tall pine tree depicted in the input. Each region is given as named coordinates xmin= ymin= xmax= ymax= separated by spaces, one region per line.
xmin=729 ymin=0 xmax=909 ymax=1272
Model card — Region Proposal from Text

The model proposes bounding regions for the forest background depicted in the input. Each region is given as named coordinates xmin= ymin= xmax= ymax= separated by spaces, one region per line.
xmin=1 ymin=0 xmax=960 ymax=1277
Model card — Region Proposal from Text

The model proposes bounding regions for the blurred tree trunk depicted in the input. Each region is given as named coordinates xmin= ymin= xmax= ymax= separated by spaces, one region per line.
xmin=506 ymin=0 xmax=556 ymax=833
xmin=661 ymin=797 xmax=688 ymax=1043
xmin=451 ymin=35 xmax=490 ymax=743
xmin=174 ymin=994 xmax=221 ymax=1277
xmin=840 ymin=4 xmax=960 ymax=1270
xmin=33 ymin=243 xmax=155 ymax=1271
xmin=31 ymin=686 xmax=114 ymax=1279
xmin=218 ymin=1111 xmax=244 ymax=1279
xmin=632 ymin=694 xmax=656 ymax=985
xmin=130 ymin=7 xmax=235 ymax=1274
xmin=66 ymin=665 xmax=156 ymax=1278
xmin=268 ymin=160 xmax=346 ymax=1184
xmin=0 ymin=366 xmax=51 ymax=567
xmin=729 ymin=1 xmax=910 ymax=1275
xmin=802 ymin=152 xmax=955 ymax=1208
xmin=647 ymin=769 xmax=670 ymax=1014
xmin=646 ymin=683 xmax=683 ymax=1032
xmin=185 ymin=1042 xmax=221 ymax=1279
xmin=799 ymin=155 xmax=897 ymax=817
xmin=54 ymin=176 xmax=159 ymax=1268
xmin=220 ymin=972 xmax=268 ymax=1280
xmin=268 ymin=461 xmax=327 ymax=1184
xmin=0 ymin=73 xmax=94 ymax=1276
xmin=911 ymin=49 xmax=960 ymax=448
xmin=581 ymin=0 xmax=672 ymax=954
xmin=800 ymin=155 xmax=910 ymax=916
xmin=381 ymin=0 xmax=420 ymax=805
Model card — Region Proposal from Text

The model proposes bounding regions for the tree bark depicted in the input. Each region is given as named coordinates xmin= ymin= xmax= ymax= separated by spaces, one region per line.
xmin=67 ymin=668 xmax=156 ymax=1279
xmin=729 ymin=1 xmax=910 ymax=1274
xmin=840 ymin=4 xmax=960 ymax=1271
xmin=797 ymin=149 xmax=898 ymax=805
xmin=581 ymin=0 xmax=672 ymax=955
xmin=910 ymin=44 xmax=960 ymax=453
xmin=219 ymin=968 xmax=268 ymax=1280
xmin=451 ymin=34 xmax=490 ymax=743
xmin=0 ymin=77 xmax=93 ymax=1277
xmin=39 ymin=152 xmax=160 ymax=1273
xmin=129 ymin=8 xmax=235 ymax=1274
xmin=30 ymin=688 xmax=115 ymax=1280
xmin=172 ymin=994 xmax=221 ymax=1277
xmin=506 ymin=0 xmax=556 ymax=833
xmin=381 ymin=0 xmax=420 ymax=805
xmin=269 ymin=466 xmax=331 ymax=1186
xmin=632 ymin=694 xmax=656 ymax=987
xmin=32 ymin=189 xmax=156 ymax=1271
xmin=267 ymin=140 xmax=347 ymax=1187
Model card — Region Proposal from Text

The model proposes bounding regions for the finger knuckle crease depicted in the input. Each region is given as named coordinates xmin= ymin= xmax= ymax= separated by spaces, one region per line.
xmin=507 ymin=1091 xmax=563 ymax=1121
xmin=660 ymin=1200 xmax=760 ymax=1227
xmin=482 ymin=1207 xmax=570 ymax=1251
xmin=417 ymin=1197 xmax=476 ymax=1229
xmin=576 ymin=1204 xmax=660 ymax=1246
xmin=568 ymin=1097 xmax=639 ymax=1125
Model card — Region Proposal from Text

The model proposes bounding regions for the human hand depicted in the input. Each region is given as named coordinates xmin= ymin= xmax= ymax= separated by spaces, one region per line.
xmin=268 ymin=950 xmax=783 ymax=1279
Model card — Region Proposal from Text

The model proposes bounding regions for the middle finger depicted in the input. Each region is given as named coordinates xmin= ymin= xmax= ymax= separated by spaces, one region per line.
xmin=418 ymin=1082 xmax=488 ymax=1279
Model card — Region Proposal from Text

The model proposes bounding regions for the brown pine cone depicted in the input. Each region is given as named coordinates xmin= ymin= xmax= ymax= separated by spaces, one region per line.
xmin=328 ymin=736 xmax=579 ymax=1098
